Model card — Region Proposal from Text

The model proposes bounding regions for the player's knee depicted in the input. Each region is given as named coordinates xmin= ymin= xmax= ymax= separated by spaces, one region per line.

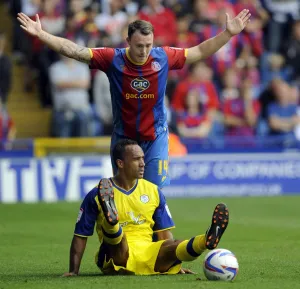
xmin=162 ymin=239 xmax=181 ymax=248
xmin=157 ymin=239 xmax=181 ymax=262
xmin=155 ymin=239 xmax=183 ymax=273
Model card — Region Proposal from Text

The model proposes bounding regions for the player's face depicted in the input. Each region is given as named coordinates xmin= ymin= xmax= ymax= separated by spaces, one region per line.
xmin=123 ymin=145 xmax=145 ymax=179
xmin=127 ymin=31 xmax=153 ymax=63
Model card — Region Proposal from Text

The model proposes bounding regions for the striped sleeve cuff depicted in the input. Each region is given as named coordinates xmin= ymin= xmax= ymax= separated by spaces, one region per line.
xmin=153 ymin=226 xmax=175 ymax=233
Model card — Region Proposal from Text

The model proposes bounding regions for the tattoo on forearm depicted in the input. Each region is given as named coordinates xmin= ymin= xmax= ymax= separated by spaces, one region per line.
xmin=39 ymin=31 xmax=89 ymax=63
xmin=40 ymin=31 xmax=90 ymax=63
xmin=76 ymin=47 xmax=90 ymax=63
xmin=59 ymin=41 xmax=90 ymax=63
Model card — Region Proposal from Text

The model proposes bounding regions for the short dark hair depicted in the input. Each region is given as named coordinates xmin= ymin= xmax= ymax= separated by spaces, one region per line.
xmin=128 ymin=20 xmax=154 ymax=39
xmin=112 ymin=139 xmax=138 ymax=168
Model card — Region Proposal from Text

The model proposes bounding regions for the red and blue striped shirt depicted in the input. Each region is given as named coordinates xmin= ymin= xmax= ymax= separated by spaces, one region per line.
xmin=89 ymin=47 xmax=186 ymax=140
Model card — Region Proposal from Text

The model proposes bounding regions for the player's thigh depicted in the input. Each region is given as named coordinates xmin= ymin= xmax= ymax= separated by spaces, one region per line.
xmin=142 ymin=130 xmax=170 ymax=187
xmin=154 ymin=239 xmax=182 ymax=273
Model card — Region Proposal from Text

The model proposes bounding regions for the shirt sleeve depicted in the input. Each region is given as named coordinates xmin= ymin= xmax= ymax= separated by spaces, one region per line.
xmin=163 ymin=46 xmax=187 ymax=70
xmin=153 ymin=189 xmax=175 ymax=232
xmin=74 ymin=188 xmax=99 ymax=237
xmin=89 ymin=47 xmax=115 ymax=72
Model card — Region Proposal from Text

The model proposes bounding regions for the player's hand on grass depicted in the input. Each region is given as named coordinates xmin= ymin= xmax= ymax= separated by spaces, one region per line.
xmin=62 ymin=272 xmax=78 ymax=277
xmin=17 ymin=13 xmax=42 ymax=37
xmin=226 ymin=9 xmax=251 ymax=36
xmin=179 ymin=268 xmax=196 ymax=274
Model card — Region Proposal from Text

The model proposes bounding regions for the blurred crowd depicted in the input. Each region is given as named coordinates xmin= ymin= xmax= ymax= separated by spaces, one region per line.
xmin=1 ymin=0 xmax=300 ymax=147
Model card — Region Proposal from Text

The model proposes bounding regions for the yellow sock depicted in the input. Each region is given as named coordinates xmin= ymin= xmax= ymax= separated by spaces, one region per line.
xmin=176 ymin=235 xmax=206 ymax=261
xmin=102 ymin=219 xmax=123 ymax=245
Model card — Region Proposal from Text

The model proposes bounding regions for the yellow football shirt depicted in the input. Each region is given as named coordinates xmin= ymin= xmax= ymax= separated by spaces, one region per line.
xmin=74 ymin=178 xmax=175 ymax=244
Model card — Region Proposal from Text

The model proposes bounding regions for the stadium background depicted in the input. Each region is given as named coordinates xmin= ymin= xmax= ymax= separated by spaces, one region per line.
xmin=1 ymin=0 xmax=300 ymax=202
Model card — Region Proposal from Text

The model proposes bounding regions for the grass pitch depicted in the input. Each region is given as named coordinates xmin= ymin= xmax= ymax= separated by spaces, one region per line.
xmin=0 ymin=196 xmax=299 ymax=289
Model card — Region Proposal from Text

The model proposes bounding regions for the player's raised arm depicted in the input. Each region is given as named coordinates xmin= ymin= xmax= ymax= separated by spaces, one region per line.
xmin=62 ymin=235 xmax=88 ymax=276
xmin=17 ymin=13 xmax=91 ymax=64
xmin=185 ymin=9 xmax=251 ymax=64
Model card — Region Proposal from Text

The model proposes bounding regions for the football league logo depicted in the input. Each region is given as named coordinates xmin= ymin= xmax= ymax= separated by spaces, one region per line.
xmin=76 ymin=208 xmax=83 ymax=223
xmin=130 ymin=77 xmax=150 ymax=92
xmin=151 ymin=61 xmax=161 ymax=71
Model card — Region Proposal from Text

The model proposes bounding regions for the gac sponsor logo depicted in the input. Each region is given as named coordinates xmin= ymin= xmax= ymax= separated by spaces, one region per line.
xmin=125 ymin=93 xmax=155 ymax=100
xmin=130 ymin=77 xmax=150 ymax=92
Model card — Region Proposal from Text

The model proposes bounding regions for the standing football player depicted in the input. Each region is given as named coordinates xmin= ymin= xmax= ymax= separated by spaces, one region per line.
xmin=17 ymin=9 xmax=251 ymax=188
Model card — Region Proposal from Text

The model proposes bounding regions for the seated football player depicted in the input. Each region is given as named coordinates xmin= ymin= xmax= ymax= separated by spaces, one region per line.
xmin=63 ymin=139 xmax=229 ymax=276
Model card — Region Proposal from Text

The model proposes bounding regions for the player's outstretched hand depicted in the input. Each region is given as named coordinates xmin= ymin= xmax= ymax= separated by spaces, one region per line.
xmin=226 ymin=9 xmax=251 ymax=36
xmin=17 ymin=13 xmax=42 ymax=37
xmin=62 ymin=272 xmax=78 ymax=277
xmin=179 ymin=268 xmax=196 ymax=274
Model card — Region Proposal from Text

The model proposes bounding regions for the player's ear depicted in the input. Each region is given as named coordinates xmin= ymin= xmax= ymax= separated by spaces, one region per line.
xmin=116 ymin=159 xmax=124 ymax=169
xmin=126 ymin=37 xmax=130 ymax=45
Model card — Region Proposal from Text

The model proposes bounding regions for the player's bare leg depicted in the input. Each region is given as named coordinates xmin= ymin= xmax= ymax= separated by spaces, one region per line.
xmin=103 ymin=236 xmax=129 ymax=267
xmin=154 ymin=239 xmax=182 ymax=272
xmin=97 ymin=178 xmax=129 ymax=266
xmin=154 ymin=203 xmax=229 ymax=273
